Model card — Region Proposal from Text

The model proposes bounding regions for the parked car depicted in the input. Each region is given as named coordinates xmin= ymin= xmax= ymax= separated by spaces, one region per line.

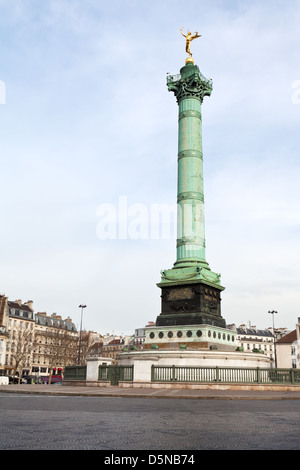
xmin=8 ymin=376 xmax=19 ymax=384
xmin=41 ymin=375 xmax=62 ymax=384
xmin=21 ymin=375 xmax=42 ymax=384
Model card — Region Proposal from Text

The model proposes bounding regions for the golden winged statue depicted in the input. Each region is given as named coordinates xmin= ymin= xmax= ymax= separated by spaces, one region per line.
xmin=180 ymin=28 xmax=201 ymax=59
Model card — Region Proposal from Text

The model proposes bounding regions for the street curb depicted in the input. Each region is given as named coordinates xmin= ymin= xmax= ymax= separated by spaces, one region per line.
xmin=1 ymin=386 xmax=300 ymax=400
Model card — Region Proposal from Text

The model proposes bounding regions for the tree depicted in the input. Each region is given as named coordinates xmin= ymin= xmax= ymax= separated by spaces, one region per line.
xmin=11 ymin=326 xmax=33 ymax=383
xmin=35 ymin=325 xmax=78 ymax=383
xmin=77 ymin=330 xmax=94 ymax=366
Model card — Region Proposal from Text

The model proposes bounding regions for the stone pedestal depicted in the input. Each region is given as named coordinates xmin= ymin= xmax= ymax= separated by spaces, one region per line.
xmin=157 ymin=282 xmax=225 ymax=328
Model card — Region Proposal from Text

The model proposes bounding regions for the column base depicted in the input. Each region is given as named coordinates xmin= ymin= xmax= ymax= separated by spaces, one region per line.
xmin=156 ymin=265 xmax=226 ymax=329
xmin=158 ymin=263 xmax=223 ymax=290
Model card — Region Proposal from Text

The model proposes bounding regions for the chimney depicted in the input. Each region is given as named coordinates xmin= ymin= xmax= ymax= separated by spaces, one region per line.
xmin=24 ymin=300 xmax=34 ymax=311
xmin=51 ymin=313 xmax=62 ymax=320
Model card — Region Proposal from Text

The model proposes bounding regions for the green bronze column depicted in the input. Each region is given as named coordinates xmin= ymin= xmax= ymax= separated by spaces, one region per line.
xmin=155 ymin=40 xmax=226 ymax=329
xmin=173 ymin=62 xmax=211 ymax=268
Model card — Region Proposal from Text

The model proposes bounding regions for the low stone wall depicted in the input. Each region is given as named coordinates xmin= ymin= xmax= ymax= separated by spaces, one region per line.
xmin=118 ymin=381 xmax=300 ymax=392
xmin=63 ymin=380 xmax=113 ymax=388
xmin=62 ymin=380 xmax=87 ymax=387
xmin=62 ymin=379 xmax=300 ymax=392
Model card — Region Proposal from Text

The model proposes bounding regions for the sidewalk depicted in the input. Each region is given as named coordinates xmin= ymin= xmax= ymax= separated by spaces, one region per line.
xmin=1 ymin=383 xmax=300 ymax=399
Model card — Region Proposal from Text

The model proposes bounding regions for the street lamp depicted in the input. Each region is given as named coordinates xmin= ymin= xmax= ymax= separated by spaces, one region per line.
xmin=78 ymin=304 xmax=87 ymax=365
xmin=268 ymin=310 xmax=278 ymax=368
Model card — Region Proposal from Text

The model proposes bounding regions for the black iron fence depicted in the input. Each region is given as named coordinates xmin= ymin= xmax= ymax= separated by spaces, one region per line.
xmin=98 ymin=365 xmax=134 ymax=385
xmin=63 ymin=365 xmax=86 ymax=381
xmin=63 ymin=364 xmax=300 ymax=385
xmin=151 ymin=365 xmax=300 ymax=384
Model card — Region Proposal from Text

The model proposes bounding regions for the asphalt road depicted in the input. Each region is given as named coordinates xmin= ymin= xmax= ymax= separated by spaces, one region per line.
xmin=0 ymin=393 xmax=300 ymax=451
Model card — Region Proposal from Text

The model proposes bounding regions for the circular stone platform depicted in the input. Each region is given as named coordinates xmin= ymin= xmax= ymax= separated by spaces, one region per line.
xmin=142 ymin=324 xmax=237 ymax=351
xmin=118 ymin=348 xmax=271 ymax=385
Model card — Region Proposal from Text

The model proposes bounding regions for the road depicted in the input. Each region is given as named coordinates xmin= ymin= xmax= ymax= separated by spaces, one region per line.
xmin=0 ymin=393 xmax=300 ymax=451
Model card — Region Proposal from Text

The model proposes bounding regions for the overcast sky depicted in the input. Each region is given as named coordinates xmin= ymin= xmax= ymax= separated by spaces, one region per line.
xmin=1 ymin=0 xmax=299 ymax=335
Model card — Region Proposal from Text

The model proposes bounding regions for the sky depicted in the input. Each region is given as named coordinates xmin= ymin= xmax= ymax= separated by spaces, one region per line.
xmin=0 ymin=0 xmax=299 ymax=335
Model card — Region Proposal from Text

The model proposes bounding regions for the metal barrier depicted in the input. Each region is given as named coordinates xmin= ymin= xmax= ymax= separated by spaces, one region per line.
xmin=151 ymin=365 xmax=300 ymax=384
xmin=63 ymin=365 xmax=87 ymax=381
xmin=98 ymin=365 xmax=134 ymax=385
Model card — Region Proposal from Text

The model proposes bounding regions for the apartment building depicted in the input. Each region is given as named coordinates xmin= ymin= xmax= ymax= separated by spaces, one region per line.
xmin=0 ymin=295 xmax=8 ymax=371
xmin=5 ymin=299 xmax=36 ymax=377
xmin=33 ymin=312 xmax=78 ymax=378
xmin=227 ymin=323 xmax=276 ymax=365
xmin=0 ymin=295 xmax=79 ymax=380
xmin=276 ymin=319 xmax=300 ymax=369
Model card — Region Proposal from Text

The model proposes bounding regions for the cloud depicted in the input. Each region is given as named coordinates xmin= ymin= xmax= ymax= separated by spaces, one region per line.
xmin=1 ymin=0 xmax=299 ymax=333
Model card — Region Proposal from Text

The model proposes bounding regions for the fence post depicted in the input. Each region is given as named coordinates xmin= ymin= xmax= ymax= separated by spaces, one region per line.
xmin=215 ymin=366 xmax=219 ymax=382
xmin=151 ymin=365 xmax=154 ymax=382
xmin=172 ymin=365 xmax=176 ymax=381
xmin=256 ymin=367 xmax=261 ymax=383
xmin=290 ymin=369 xmax=294 ymax=384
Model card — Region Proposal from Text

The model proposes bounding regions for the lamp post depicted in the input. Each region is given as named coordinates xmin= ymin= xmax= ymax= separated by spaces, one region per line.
xmin=78 ymin=304 xmax=87 ymax=365
xmin=268 ymin=310 xmax=278 ymax=368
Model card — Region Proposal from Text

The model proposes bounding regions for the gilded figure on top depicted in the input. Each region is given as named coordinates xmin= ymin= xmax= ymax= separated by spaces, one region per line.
xmin=180 ymin=28 xmax=201 ymax=58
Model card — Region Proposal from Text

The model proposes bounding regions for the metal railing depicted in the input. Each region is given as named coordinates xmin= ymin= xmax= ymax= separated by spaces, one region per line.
xmin=63 ymin=365 xmax=86 ymax=381
xmin=98 ymin=365 xmax=134 ymax=385
xmin=151 ymin=365 xmax=300 ymax=384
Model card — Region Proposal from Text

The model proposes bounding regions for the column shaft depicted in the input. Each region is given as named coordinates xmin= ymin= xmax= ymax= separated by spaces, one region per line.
xmin=176 ymin=97 xmax=206 ymax=266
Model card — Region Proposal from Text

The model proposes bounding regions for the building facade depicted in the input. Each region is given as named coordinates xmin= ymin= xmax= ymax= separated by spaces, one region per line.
xmin=0 ymin=295 xmax=8 ymax=372
xmin=227 ymin=324 xmax=276 ymax=365
xmin=5 ymin=299 xmax=36 ymax=377
xmin=33 ymin=312 xmax=78 ymax=378
xmin=0 ymin=296 xmax=79 ymax=380
xmin=276 ymin=319 xmax=300 ymax=369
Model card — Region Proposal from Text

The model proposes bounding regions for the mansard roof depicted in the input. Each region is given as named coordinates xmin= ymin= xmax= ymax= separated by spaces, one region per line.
xmin=35 ymin=313 xmax=77 ymax=332
xmin=236 ymin=327 xmax=274 ymax=337
xmin=8 ymin=300 xmax=33 ymax=312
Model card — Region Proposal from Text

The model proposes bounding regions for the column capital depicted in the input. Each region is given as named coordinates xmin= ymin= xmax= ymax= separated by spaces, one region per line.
xmin=167 ymin=63 xmax=213 ymax=104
